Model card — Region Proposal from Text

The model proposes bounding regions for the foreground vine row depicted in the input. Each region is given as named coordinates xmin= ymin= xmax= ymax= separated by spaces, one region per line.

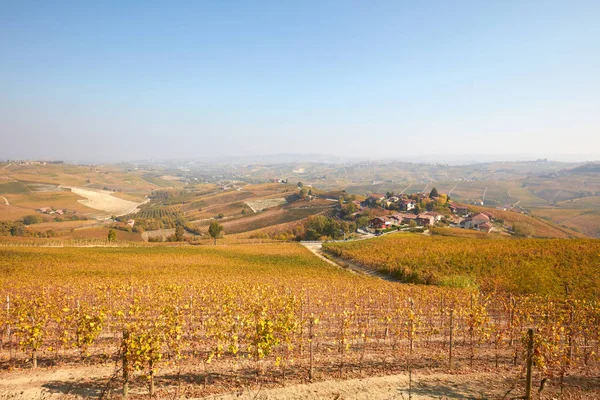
xmin=0 ymin=244 xmax=598 ymax=397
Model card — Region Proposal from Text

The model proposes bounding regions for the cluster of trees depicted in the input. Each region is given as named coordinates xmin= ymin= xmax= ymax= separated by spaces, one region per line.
xmin=51 ymin=214 xmax=89 ymax=223
xmin=412 ymin=193 xmax=448 ymax=214
xmin=22 ymin=213 xmax=87 ymax=226
xmin=137 ymin=222 xmax=223 ymax=244
xmin=0 ymin=221 xmax=56 ymax=238
xmin=22 ymin=215 xmax=44 ymax=225
xmin=512 ymin=222 xmax=534 ymax=237
xmin=0 ymin=212 xmax=90 ymax=239
xmin=300 ymin=216 xmax=356 ymax=240
xmin=249 ymin=215 xmax=362 ymax=242
xmin=276 ymin=215 xmax=356 ymax=241
xmin=113 ymin=209 xmax=187 ymax=233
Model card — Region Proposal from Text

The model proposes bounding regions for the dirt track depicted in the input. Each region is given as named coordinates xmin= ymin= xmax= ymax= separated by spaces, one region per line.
xmin=0 ymin=365 xmax=522 ymax=399
xmin=301 ymin=241 xmax=399 ymax=282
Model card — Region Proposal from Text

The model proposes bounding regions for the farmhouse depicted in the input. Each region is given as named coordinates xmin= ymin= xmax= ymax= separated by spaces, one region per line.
xmin=477 ymin=222 xmax=493 ymax=233
xmin=369 ymin=193 xmax=385 ymax=201
xmin=449 ymin=204 xmax=469 ymax=215
xmin=401 ymin=214 xmax=418 ymax=224
xmin=424 ymin=211 xmax=444 ymax=222
xmin=389 ymin=214 xmax=404 ymax=225
xmin=369 ymin=216 xmax=392 ymax=229
xmin=472 ymin=212 xmax=490 ymax=224
xmin=400 ymin=199 xmax=416 ymax=211
xmin=461 ymin=213 xmax=490 ymax=229
xmin=416 ymin=214 xmax=435 ymax=226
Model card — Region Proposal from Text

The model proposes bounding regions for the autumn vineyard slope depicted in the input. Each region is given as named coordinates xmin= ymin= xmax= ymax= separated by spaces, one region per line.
xmin=0 ymin=243 xmax=599 ymax=398
xmin=323 ymin=233 xmax=600 ymax=299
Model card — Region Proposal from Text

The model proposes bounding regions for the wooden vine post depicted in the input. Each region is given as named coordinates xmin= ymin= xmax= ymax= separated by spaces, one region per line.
xmin=525 ymin=328 xmax=534 ymax=400
xmin=6 ymin=295 xmax=13 ymax=365
xmin=308 ymin=317 xmax=314 ymax=381
xmin=449 ymin=309 xmax=454 ymax=370
xmin=122 ymin=329 xmax=130 ymax=398
xmin=149 ymin=354 xmax=155 ymax=396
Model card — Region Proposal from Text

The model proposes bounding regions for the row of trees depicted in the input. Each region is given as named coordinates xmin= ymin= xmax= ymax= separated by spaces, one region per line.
xmin=0 ymin=220 xmax=57 ymax=238
xmin=108 ymin=221 xmax=224 ymax=244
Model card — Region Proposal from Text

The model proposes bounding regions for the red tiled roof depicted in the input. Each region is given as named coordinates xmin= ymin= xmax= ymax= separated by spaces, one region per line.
xmin=472 ymin=213 xmax=490 ymax=221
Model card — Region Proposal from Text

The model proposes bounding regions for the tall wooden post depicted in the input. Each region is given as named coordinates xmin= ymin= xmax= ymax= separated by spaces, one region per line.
xmin=299 ymin=300 xmax=304 ymax=356
xmin=149 ymin=357 xmax=155 ymax=396
xmin=6 ymin=295 xmax=13 ymax=365
xmin=309 ymin=318 xmax=314 ymax=381
xmin=449 ymin=309 xmax=454 ymax=370
xmin=122 ymin=329 xmax=130 ymax=398
xmin=525 ymin=328 xmax=534 ymax=400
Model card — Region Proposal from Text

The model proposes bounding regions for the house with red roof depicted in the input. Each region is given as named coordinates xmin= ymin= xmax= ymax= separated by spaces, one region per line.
xmin=477 ymin=222 xmax=493 ymax=233
xmin=400 ymin=199 xmax=416 ymax=211
xmin=424 ymin=211 xmax=444 ymax=222
xmin=461 ymin=212 xmax=490 ymax=229
xmin=416 ymin=214 xmax=435 ymax=226
xmin=369 ymin=216 xmax=392 ymax=229
xmin=449 ymin=204 xmax=469 ymax=215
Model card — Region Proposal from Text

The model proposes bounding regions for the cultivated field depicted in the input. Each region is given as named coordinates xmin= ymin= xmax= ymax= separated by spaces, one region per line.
xmin=62 ymin=186 xmax=147 ymax=217
xmin=245 ymin=197 xmax=287 ymax=212
xmin=0 ymin=243 xmax=598 ymax=398
xmin=466 ymin=204 xmax=586 ymax=238
xmin=324 ymin=233 xmax=600 ymax=298
xmin=531 ymin=208 xmax=600 ymax=238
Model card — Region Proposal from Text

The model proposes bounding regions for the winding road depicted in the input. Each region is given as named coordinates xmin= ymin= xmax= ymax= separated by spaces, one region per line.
xmin=0 ymin=196 xmax=9 ymax=206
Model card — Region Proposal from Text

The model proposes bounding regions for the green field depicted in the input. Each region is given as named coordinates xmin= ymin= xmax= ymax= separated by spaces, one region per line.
xmin=0 ymin=181 xmax=30 ymax=194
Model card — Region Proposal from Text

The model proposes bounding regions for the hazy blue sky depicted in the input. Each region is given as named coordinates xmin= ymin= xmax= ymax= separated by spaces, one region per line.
xmin=1 ymin=1 xmax=599 ymax=162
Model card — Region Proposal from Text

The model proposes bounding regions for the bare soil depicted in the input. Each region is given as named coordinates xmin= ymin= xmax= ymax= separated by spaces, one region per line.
xmin=1 ymin=365 xmax=598 ymax=399
xmin=59 ymin=187 xmax=147 ymax=217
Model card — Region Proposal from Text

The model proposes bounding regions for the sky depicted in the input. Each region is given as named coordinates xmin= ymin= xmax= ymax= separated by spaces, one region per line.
xmin=1 ymin=1 xmax=599 ymax=163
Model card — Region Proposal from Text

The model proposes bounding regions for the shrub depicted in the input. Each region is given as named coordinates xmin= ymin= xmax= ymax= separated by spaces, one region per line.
xmin=23 ymin=215 xmax=43 ymax=225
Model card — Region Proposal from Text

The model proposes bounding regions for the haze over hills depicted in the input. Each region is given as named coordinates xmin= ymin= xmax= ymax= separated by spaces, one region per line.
xmin=4 ymin=153 xmax=600 ymax=167
xmin=2 ymin=157 xmax=599 ymax=238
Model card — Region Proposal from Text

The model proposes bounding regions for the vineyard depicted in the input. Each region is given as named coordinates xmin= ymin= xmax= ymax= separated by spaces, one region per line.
xmin=465 ymin=204 xmax=586 ymax=239
xmin=1 ymin=244 xmax=599 ymax=398
xmin=133 ymin=206 xmax=182 ymax=221
xmin=128 ymin=206 xmax=185 ymax=231
xmin=323 ymin=234 xmax=600 ymax=299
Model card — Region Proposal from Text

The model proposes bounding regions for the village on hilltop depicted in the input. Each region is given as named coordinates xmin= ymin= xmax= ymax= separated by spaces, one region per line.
xmin=283 ymin=185 xmax=512 ymax=237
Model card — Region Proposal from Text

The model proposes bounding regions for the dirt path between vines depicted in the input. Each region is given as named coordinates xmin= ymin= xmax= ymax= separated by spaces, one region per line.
xmin=0 ymin=365 xmax=521 ymax=399
xmin=301 ymin=242 xmax=399 ymax=282
xmin=206 ymin=372 xmax=514 ymax=400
